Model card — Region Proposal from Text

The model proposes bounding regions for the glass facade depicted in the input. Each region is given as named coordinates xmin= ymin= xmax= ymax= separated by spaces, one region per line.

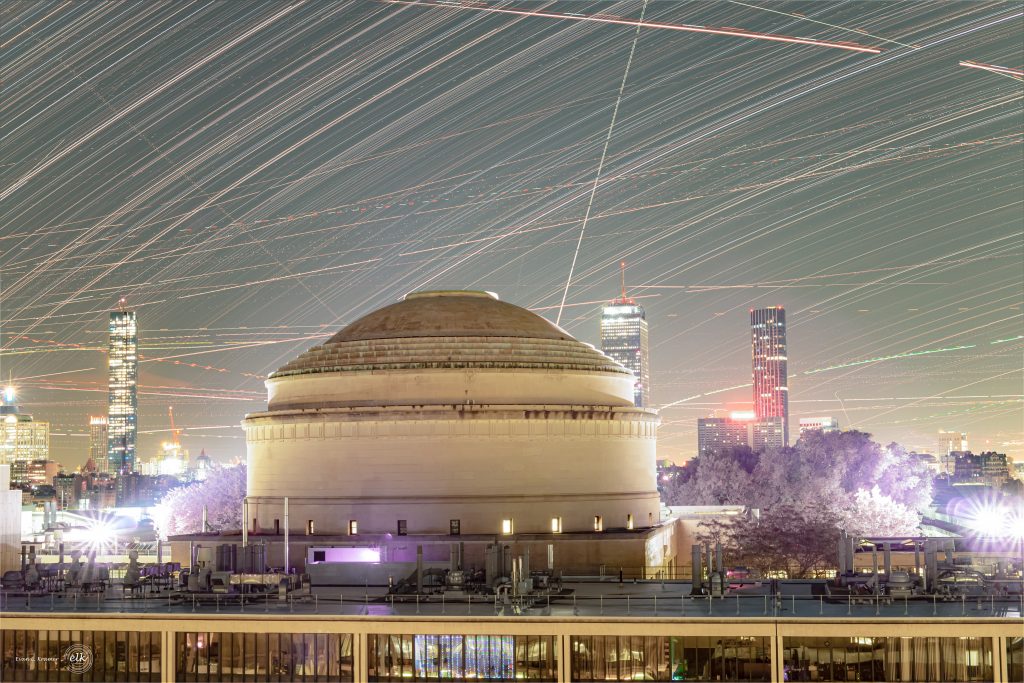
xmin=571 ymin=635 xmax=771 ymax=681
xmin=1008 ymin=637 xmax=1022 ymax=683
xmin=107 ymin=309 xmax=138 ymax=474
xmin=368 ymin=634 xmax=557 ymax=681
xmin=600 ymin=302 xmax=649 ymax=408
xmin=783 ymin=636 xmax=993 ymax=682
xmin=175 ymin=632 xmax=352 ymax=682
xmin=750 ymin=307 xmax=788 ymax=446
xmin=2 ymin=629 xmax=160 ymax=682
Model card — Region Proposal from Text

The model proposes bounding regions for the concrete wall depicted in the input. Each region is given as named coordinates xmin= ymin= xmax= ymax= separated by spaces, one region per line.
xmin=245 ymin=405 xmax=659 ymax=536
xmin=0 ymin=465 xmax=23 ymax=573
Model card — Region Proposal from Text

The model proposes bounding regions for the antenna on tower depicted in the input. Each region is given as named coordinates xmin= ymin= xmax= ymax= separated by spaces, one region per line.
xmin=117 ymin=296 xmax=127 ymax=312
xmin=620 ymin=260 xmax=627 ymax=301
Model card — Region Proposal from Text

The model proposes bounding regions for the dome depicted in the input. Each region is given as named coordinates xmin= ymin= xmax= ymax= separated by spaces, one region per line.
xmin=327 ymin=290 xmax=571 ymax=342
xmin=266 ymin=290 xmax=636 ymax=409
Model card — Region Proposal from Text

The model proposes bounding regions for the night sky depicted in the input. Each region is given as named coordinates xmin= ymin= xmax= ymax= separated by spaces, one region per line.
xmin=2 ymin=1 xmax=1021 ymax=468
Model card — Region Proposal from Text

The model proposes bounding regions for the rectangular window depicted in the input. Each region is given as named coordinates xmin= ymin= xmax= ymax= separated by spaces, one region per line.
xmin=594 ymin=515 xmax=603 ymax=532
xmin=501 ymin=518 xmax=513 ymax=535
xmin=397 ymin=520 xmax=407 ymax=536
xmin=551 ymin=517 xmax=562 ymax=533
xmin=306 ymin=519 xmax=314 ymax=535
xmin=273 ymin=519 xmax=280 ymax=534
xmin=450 ymin=519 xmax=460 ymax=535
xmin=626 ymin=514 xmax=634 ymax=530
xmin=648 ymin=512 xmax=654 ymax=526
xmin=313 ymin=550 xmax=326 ymax=563
xmin=348 ymin=520 xmax=358 ymax=535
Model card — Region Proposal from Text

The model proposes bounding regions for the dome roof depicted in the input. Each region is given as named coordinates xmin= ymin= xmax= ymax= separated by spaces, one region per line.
xmin=327 ymin=290 xmax=571 ymax=343
xmin=269 ymin=290 xmax=632 ymax=384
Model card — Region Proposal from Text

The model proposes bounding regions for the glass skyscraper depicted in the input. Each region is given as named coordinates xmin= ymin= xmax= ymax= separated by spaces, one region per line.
xmin=600 ymin=299 xmax=650 ymax=408
xmin=107 ymin=306 xmax=138 ymax=474
xmin=750 ymin=306 xmax=788 ymax=447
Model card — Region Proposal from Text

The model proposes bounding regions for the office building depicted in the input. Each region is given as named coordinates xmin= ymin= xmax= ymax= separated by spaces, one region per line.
xmin=751 ymin=417 xmax=786 ymax=452
xmin=88 ymin=416 xmax=108 ymax=473
xmin=697 ymin=414 xmax=753 ymax=456
xmin=600 ymin=266 xmax=650 ymax=407
xmin=107 ymin=304 xmax=138 ymax=474
xmin=750 ymin=307 xmax=788 ymax=446
xmin=953 ymin=451 xmax=1012 ymax=488
xmin=798 ymin=416 xmax=839 ymax=436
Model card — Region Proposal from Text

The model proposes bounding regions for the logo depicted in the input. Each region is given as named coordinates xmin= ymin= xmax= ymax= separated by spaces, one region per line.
xmin=63 ymin=643 xmax=94 ymax=674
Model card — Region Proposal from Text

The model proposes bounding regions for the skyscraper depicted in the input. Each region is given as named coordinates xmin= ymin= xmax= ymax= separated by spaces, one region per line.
xmin=88 ymin=416 xmax=108 ymax=472
xmin=750 ymin=307 xmax=788 ymax=446
xmin=600 ymin=262 xmax=650 ymax=407
xmin=107 ymin=302 xmax=138 ymax=474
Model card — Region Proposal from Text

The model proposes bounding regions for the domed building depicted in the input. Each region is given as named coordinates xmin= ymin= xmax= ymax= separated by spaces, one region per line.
xmin=244 ymin=290 xmax=661 ymax=539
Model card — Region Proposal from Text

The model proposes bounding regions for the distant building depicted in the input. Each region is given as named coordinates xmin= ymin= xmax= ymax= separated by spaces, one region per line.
xmin=937 ymin=430 xmax=968 ymax=476
xmin=697 ymin=414 xmax=753 ymax=456
xmin=750 ymin=307 xmax=788 ymax=446
xmin=18 ymin=459 xmax=60 ymax=489
xmin=600 ymin=267 xmax=650 ymax=407
xmin=752 ymin=417 xmax=786 ymax=452
xmin=107 ymin=305 xmax=138 ymax=474
xmin=952 ymin=451 xmax=1011 ymax=487
xmin=88 ymin=416 xmax=108 ymax=473
xmin=1 ymin=389 xmax=51 ymax=486
xmin=798 ymin=416 xmax=839 ymax=435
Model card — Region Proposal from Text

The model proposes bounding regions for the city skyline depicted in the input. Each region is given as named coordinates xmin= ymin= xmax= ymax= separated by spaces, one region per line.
xmin=0 ymin=1 xmax=1020 ymax=466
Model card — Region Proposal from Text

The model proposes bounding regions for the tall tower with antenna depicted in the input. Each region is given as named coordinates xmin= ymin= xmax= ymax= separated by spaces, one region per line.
xmin=600 ymin=261 xmax=650 ymax=407
xmin=107 ymin=297 xmax=138 ymax=474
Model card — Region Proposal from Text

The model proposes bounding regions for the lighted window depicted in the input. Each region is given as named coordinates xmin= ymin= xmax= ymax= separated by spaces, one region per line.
xmin=551 ymin=517 xmax=562 ymax=533
xmin=348 ymin=520 xmax=358 ymax=535
xmin=501 ymin=518 xmax=513 ymax=535
xmin=450 ymin=519 xmax=460 ymax=535
xmin=626 ymin=514 xmax=634 ymax=530
xmin=594 ymin=515 xmax=603 ymax=532
xmin=306 ymin=519 xmax=314 ymax=535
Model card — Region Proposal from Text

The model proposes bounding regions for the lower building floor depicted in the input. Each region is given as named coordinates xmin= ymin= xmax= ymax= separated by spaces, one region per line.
xmin=1 ymin=614 xmax=1020 ymax=682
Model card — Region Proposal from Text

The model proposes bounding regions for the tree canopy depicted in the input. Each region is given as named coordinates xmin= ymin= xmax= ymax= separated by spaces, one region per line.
xmin=153 ymin=464 xmax=246 ymax=539
xmin=664 ymin=431 xmax=935 ymax=577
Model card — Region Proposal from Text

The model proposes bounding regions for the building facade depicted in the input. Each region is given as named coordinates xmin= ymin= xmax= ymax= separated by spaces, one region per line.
xmin=107 ymin=307 xmax=138 ymax=474
xmin=88 ymin=416 xmax=108 ymax=473
xmin=751 ymin=417 xmax=786 ymax=452
xmin=939 ymin=430 xmax=969 ymax=476
xmin=1 ymin=613 xmax=1020 ymax=682
xmin=245 ymin=291 xmax=660 ymax=539
xmin=696 ymin=416 xmax=751 ymax=456
xmin=750 ymin=307 xmax=788 ymax=447
xmin=600 ymin=301 xmax=650 ymax=408
xmin=798 ymin=416 xmax=839 ymax=436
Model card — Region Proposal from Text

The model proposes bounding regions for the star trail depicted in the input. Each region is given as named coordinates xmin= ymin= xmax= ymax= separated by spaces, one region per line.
xmin=1 ymin=0 xmax=1021 ymax=466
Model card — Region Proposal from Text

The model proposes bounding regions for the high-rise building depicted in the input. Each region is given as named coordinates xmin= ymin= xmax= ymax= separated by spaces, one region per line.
xmin=107 ymin=303 xmax=138 ymax=474
xmin=750 ymin=307 xmax=788 ymax=446
xmin=798 ymin=416 xmax=839 ymax=436
xmin=1 ymin=387 xmax=50 ymax=485
xmin=697 ymin=413 xmax=753 ymax=456
xmin=600 ymin=262 xmax=650 ymax=407
xmin=88 ymin=416 xmax=108 ymax=473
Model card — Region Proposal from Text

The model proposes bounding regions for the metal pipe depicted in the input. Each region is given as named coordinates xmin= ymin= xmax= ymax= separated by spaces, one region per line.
xmin=242 ymin=498 xmax=248 ymax=548
xmin=283 ymin=497 xmax=289 ymax=573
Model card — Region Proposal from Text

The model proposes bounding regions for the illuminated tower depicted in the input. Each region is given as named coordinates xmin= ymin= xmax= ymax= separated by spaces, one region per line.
xmin=88 ymin=416 xmax=108 ymax=473
xmin=750 ymin=306 xmax=788 ymax=447
xmin=600 ymin=262 xmax=650 ymax=407
xmin=107 ymin=301 xmax=138 ymax=474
